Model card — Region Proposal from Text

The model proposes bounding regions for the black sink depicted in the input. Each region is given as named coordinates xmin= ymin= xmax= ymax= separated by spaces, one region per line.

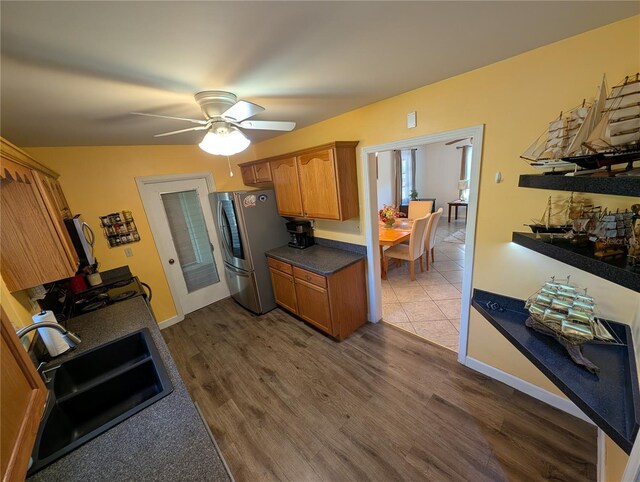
xmin=27 ymin=329 xmax=173 ymax=475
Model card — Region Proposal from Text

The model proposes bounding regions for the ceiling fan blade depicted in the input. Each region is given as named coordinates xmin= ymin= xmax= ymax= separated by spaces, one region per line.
xmin=131 ymin=112 xmax=207 ymax=125
xmin=221 ymin=100 xmax=265 ymax=122
xmin=238 ymin=120 xmax=296 ymax=131
xmin=445 ymin=138 xmax=467 ymax=146
xmin=154 ymin=126 xmax=208 ymax=137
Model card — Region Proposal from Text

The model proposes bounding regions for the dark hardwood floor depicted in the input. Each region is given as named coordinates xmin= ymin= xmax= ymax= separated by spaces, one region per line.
xmin=162 ymin=297 xmax=596 ymax=481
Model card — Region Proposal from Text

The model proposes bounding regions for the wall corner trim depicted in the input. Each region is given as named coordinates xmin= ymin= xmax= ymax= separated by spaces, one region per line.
xmin=463 ymin=356 xmax=592 ymax=424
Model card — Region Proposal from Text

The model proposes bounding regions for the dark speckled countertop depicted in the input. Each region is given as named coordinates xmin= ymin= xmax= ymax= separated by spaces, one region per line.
xmin=266 ymin=244 xmax=365 ymax=275
xmin=28 ymin=297 xmax=231 ymax=482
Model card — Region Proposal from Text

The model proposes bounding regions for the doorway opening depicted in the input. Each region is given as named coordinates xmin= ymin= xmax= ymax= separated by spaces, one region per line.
xmin=362 ymin=125 xmax=484 ymax=362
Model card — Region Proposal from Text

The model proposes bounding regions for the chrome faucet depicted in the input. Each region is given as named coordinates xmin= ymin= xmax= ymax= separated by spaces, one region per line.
xmin=16 ymin=322 xmax=81 ymax=349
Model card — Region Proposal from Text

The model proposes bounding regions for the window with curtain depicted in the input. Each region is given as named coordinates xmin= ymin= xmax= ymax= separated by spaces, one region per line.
xmin=161 ymin=190 xmax=220 ymax=293
xmin=400 ymin=149 xmax=414 ymax=205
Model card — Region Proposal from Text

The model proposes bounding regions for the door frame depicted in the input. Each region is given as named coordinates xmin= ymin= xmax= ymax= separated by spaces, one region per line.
xmin=360 ymin=124 xmax=484 ymax=363
xmin=136 ymin=172 xmax=222 ymax=324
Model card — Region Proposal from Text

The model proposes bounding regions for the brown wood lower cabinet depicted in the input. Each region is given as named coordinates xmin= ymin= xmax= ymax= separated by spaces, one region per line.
xmin=1 ymin=307 xmax=47 ymax=481
xmin=267 ymin=257 xmax=367 ymax=340
xmin=269 ymin=268 xmax=298 ymax=314
xmin=295 ymin=279 xmax=333 ymax=334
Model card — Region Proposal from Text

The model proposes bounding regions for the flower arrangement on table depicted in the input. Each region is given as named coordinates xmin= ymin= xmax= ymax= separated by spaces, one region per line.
xmin=379 ymin=205 xmax=405 ymax=228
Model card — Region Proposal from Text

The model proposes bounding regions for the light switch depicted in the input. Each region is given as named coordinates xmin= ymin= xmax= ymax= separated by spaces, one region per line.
xmin=407 ymin=111 xmax=417 ymax=129
xmin=124 ymin=247 xmax=133 ymax=257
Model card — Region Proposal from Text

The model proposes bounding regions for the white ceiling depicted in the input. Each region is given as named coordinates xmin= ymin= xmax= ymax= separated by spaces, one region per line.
xmin=1 ymin=1 xmax=638 ymax=148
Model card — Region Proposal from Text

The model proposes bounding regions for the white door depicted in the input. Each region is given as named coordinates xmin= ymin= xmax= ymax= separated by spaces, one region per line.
xmin=138 ymin=175 xmax=229 ymax=316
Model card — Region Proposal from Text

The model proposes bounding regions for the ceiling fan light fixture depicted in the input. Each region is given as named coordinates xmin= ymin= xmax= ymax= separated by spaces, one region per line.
xmin=198 ymin=122 xmax=250 ymax=156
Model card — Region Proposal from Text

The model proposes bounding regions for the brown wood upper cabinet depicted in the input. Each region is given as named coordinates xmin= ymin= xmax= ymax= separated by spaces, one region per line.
xmin=1 ymin=140 xmax=79 ymax=292
xmin=270 ymin=156 xmax=304 ymax=217
xmin=1 ymin=307 xmax=47 ymax=481
xmin=239 ymin=141 xmax=359 ymax=221
xmin=240 ymin=160 xmax=272 ymax=186
xmin=33 ymin=171 xmax=73 ymax=221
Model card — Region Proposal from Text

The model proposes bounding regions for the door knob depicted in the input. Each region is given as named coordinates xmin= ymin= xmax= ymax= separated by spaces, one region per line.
xmin=168 ymin=259 xmax=175 ymax=265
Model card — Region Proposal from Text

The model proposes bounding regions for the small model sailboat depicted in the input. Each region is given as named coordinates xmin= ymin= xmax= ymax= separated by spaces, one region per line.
xmin=527 ymin=194 xmax=576 ymax=234
xmin=565 ymin=73 xmax=640 ymax=170
xmin=525 ymin=276 xmax=618 ymax=374
xmin=589 ymin=209 xmax=634 ymax=258
xmin=521 ymin=103 xmax=591 ymax=171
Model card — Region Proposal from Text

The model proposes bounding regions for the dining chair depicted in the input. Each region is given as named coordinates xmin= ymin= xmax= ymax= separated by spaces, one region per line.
xmin=424 ymin=208 xmax=443 ymax=270
xmin=383 ymin=214 xmax=430 ymax=281
xmin=408 ymin=200 xmax=433 ymax=220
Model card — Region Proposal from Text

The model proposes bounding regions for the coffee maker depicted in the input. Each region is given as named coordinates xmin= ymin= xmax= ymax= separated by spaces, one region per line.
xmin=286 ymin=221 xmax=314 ymax=249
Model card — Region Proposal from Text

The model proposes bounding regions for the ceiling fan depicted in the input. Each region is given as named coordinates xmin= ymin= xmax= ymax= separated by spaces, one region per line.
xmin=132 ymin=91 xmax=295 ymax=156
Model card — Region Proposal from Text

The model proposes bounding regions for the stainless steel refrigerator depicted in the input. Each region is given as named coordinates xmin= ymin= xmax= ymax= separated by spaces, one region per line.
xmin=210 ymin=190 xmax=290 ymax=314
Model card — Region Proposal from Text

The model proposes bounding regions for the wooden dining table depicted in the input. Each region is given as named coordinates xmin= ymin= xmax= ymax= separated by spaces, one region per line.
xmin=378 ymin=221 xmax=412 ymax=279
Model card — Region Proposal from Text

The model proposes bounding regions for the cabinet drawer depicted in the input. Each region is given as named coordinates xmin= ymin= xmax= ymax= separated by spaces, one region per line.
xmin=267 ymin=257 xmax=293 ymax=275
xmin=293 ymin=266 xmax=327 ymax=288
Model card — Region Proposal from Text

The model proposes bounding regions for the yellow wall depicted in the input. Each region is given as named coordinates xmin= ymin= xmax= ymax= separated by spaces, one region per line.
xmin=1 ymin=276 xmax=35 ymax=329
xmin=15 ymin=146 xmax=256 ymax=323
xmin=19 ymin=16 xmax=640 ymax=478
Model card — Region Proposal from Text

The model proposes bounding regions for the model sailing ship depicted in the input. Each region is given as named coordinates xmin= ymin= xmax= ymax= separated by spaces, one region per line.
xmin=527 ymin=194 xmax=575 ymax=234
xmin=568 ymin=74 xmax=640 ymax=171
xmin=525 ymin=276 xmax=618 ymax=374
xmin=521 ymin=102 xmax=592 ymax=171
xmin=522 ymin=73 xmax=640 ymax=173
xmin=589 ymin=209 xmax=634 ymax=258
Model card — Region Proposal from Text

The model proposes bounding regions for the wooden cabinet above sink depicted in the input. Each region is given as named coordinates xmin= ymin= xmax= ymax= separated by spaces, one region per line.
xmin=1 ymin=137 xmax=79 ymax=291
xmin=238 ymin=141 xmax=359 ymax=221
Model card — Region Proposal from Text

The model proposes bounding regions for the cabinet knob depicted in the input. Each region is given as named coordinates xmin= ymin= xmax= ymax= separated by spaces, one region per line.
xmin=168 ymin=259 xmax=175 ymax=265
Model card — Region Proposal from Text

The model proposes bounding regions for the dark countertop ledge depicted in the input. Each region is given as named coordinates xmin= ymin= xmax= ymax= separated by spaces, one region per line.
xmin=266 ymin=244 xmax=365 ymax=275
xmin=472 ymin=288 xmax=640 ymax=454
xmin=28 ymin=297 xmax=231 ymax=482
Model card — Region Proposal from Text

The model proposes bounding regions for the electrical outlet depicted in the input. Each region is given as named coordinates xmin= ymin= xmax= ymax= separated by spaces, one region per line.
xmin=124 ymin=247 xmax=133 ymax=257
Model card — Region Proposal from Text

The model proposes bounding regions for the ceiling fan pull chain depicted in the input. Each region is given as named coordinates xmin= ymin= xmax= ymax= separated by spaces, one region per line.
xmin=227 ymin=156 xmax=234 ymax=177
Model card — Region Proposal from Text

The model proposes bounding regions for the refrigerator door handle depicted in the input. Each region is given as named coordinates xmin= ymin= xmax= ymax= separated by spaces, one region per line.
xmin=217 ymin=200 xmax=233 ymax=258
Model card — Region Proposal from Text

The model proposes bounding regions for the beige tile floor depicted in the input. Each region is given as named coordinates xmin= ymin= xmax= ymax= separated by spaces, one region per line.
xmin=382 ymin=216 xmax=467 ymax=352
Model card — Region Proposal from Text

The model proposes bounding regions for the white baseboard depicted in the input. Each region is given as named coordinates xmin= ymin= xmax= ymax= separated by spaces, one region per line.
xmin=158 ymin=314 xmax=184 ymax=330
xmin=463 ymin=356 xmax=592 ymax=424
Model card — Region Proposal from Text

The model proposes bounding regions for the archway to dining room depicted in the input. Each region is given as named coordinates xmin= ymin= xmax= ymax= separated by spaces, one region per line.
xmin=361 ymin=125 xmax=484 ymax=362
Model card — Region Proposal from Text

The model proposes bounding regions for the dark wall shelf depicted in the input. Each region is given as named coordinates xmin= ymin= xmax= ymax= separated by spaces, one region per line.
xmin=519 ymin=174 xmax=640 ymax=197
xmin=512 ymin=232 xmax=640 ymax=293
xmin=472 ymin=289 xmax=640 ymax=454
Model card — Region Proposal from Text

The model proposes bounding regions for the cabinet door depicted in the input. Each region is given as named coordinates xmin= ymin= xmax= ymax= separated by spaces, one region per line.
xmin=1 ymin=307 xmax=47 ymax=481
xmin=0 ymin=159 xmax=78 ymax=291
xmin=269 ymin=268 xmax=298 ymax=313
xmin=240 ymin=165 xmax=257 ymax=185
xmin=270 ymin=157 xmax=303 ymax=217
xmin=33 ymin=172 xmax=72 ymax=220
xmin=295 ymin=278 xmax=334 ymax=335
xmin=253 ymin=162 xmax=272 ymax=183
xmin=297 ymin=149 xmax=340 ymax=220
